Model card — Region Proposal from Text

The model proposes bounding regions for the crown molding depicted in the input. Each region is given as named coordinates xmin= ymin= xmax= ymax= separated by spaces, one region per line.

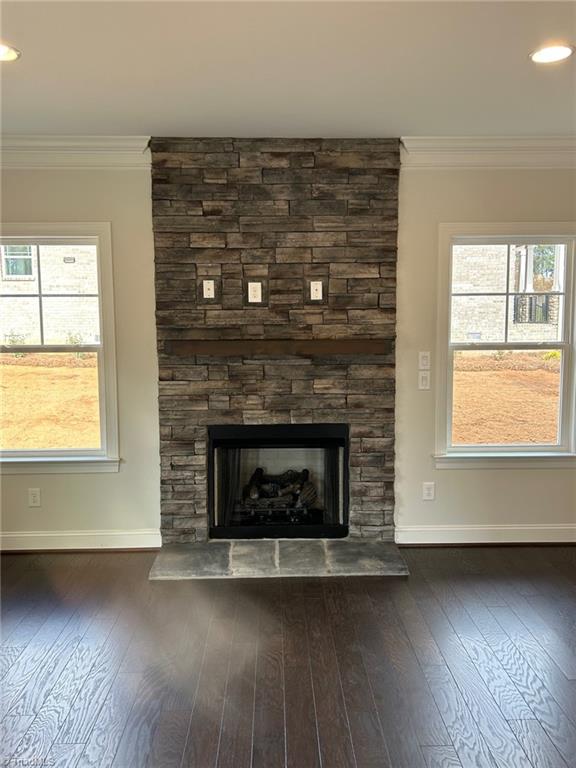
xmin=3 ymin=135 xmax=574 ymax=170
xmin=0 ymin=135 xmax=151 ymax=169
xmin=401 ymin=136 xmax=576 ymax=169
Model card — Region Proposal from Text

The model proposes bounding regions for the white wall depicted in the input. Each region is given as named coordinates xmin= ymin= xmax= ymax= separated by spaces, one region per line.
xmin=396 ymin=168 xmax=576 ymax=543
xmin=2 ymin=164 xmax=575 ymax=548
xmin=0 ymin=169 xmax=161 ymax=548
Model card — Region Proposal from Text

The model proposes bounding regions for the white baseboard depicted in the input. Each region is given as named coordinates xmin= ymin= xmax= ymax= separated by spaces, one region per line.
xmin=4 ymin=525 xmax=573 ymax=550
xmin=0 ymin=528 xmax=161 ymax=551
xmin=395 ymin=524 xmax=576 ymax=545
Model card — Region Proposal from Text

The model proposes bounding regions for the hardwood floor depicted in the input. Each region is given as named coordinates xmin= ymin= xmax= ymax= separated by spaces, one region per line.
xmin=1 ymin=547 xmax=576 ymax=768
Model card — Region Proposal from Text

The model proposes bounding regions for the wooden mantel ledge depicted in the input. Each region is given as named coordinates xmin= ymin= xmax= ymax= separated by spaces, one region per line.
xmin=165 ymin=339 xmax=393 ymax=357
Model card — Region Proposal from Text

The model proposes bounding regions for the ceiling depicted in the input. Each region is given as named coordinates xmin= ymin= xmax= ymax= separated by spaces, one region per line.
xmin=1 ymin=1 xmax=575 ymax=136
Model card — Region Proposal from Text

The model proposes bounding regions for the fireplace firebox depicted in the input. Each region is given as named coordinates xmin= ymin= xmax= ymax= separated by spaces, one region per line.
xmin=208 ymin=424 xmax=349 ymax=539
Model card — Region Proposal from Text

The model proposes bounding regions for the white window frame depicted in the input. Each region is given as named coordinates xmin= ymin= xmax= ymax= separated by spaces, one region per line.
xmin=0 ymin=223 xmax=119 ymax=474
xmin=435 ymin=222 xmax=576 ymax=470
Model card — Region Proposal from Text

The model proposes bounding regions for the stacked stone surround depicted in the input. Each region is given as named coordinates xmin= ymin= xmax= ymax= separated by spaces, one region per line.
xmin=151 ymin=138 xmax=400 ymax=544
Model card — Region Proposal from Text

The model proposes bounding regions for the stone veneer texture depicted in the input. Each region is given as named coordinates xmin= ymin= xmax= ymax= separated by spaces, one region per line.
xmin=151 ymin=138 xmax=400 ymax=543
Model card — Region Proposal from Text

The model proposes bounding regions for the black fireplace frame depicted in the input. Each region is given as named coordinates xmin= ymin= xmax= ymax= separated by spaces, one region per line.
xmin=207 ymin=423 xmax=349 ymax=539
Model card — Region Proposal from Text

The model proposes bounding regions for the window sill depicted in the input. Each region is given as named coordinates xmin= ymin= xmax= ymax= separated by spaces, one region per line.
xmin=0 ymin=457 xmax=121 ymax=475
xmin=434 ymin=453 xmax=576 ymax=470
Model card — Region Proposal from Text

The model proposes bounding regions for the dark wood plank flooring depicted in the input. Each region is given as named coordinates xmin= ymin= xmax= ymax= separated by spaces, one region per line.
xmin=1 ymin=546 xmax=575 ymax=768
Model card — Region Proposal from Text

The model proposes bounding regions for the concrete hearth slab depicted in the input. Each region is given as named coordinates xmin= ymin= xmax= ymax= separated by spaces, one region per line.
xmin=149 ymin=539 xmax=408 ymax=580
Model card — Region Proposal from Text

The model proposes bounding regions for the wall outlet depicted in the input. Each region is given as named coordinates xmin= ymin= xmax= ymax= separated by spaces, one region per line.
xmin=310 ymin=281 xmax=323 ymax=301
xmin=418 ymin=351 xmax=431 ymax=370
xmin=422 ymin=482 xmax=435 ymax=501
xmin=28 ymin=488 xmax=41 ymax=507
xmin=247 ymin=281 xmax=262 ymax=303
xmin=418 ymin=370 xmax=431 ymax=390
xmin=202 ymin=279 xmax=215 ymax=299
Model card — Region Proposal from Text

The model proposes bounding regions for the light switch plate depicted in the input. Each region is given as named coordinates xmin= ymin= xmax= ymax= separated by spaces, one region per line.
xmin=247 ymin=281 xmax=262 ymax=303
xmin=202 ymin=279 xmax=215 ymax=299
xmin=418 ymin=370 xmax=431 ymax=390
xmin=418 ymin=351 xmax=431 ymax=370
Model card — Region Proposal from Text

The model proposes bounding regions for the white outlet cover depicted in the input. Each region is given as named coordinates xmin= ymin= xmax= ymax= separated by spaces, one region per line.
xmin=202 ymin=279 xmax=215 ymax=299
xmin=310 ymin=281 xmax=323 ymax=301
xmin=247 ymin=282 xmax=262 ymax=303
xmin=422 ymin=482 xmax=435 ymax=501
xmin=28 ymin=487 xmax=41 ymax=507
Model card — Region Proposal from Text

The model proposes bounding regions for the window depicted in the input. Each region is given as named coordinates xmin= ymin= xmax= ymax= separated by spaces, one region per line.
xmin=2 ymin=245 xmax=35 ymax=279
xmin=436 ymin=225 xmax=575 ymax=466
xmin=0 ymin=224 xmax=118 ymax=472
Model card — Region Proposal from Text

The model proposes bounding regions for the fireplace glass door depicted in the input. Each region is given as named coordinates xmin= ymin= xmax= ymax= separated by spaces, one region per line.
xmin=208 ymin=424 xmax=349 ymax=539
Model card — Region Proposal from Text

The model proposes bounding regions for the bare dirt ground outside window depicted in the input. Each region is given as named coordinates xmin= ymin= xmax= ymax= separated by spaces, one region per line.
xmin=0 ymin=351 xmax=562 ymax=451
xmin=0 ymin=353 xmax=100 ymax=450
xmin=452 ymin=351 xmax=561 ymax=446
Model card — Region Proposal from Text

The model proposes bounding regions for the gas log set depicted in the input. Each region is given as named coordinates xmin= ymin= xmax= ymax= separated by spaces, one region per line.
xmin=208 ymin=424 xmax=348 ymax=538
xmin=236 ymin=468 xmax=322 ymax=525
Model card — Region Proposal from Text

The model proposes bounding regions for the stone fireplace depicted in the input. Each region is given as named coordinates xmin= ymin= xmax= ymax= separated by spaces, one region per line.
xmin=151 ymin=138 xmax=399 ymax=545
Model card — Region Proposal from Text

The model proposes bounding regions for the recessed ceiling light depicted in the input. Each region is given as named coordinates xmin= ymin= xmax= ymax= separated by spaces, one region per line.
xmin=0 ymin=42 xmax=21 ymax=62
xmin=530 ymin=45 xmax=574 ymax=64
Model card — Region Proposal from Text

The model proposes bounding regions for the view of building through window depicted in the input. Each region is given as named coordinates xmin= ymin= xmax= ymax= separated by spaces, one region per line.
xmin=449 ymin=242 xmax=567 ymax=448
xmin=0 ymin=242 xmax=102 ymax=451
xmin=2 ymin=245 xmax=34 ymax=277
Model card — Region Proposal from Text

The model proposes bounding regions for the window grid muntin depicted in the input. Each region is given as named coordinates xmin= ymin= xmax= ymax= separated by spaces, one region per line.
xmin=450 ymin=244 xmax=566 ymax=347
xmin=447 ymin=238 xmax=572 ymax=452
xmin=0 ymin=240 xmax=101 ymax=349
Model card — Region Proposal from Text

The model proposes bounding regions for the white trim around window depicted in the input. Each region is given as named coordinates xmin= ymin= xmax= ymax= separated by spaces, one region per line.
xmin=0 ymin=223 xmax=119 ymax=474
xmin=435 ymin=222 xmax=576 ymax=469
